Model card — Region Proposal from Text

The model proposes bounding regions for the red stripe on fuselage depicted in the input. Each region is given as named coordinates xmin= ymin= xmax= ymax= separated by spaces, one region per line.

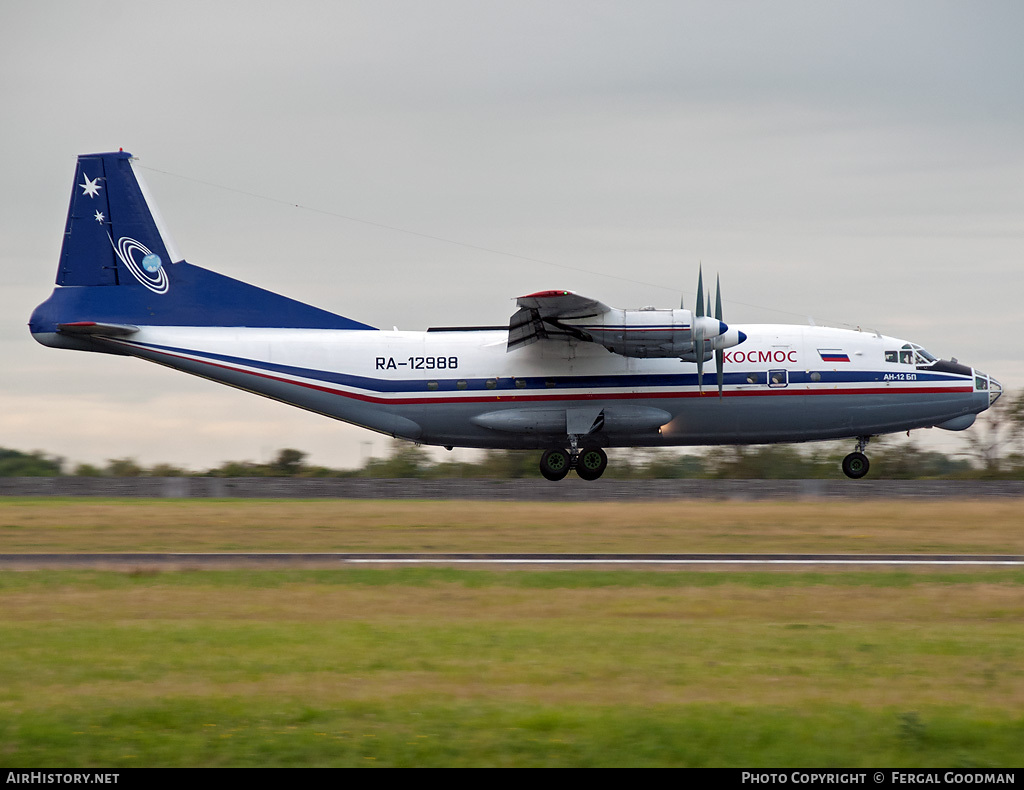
xmin=116 ymin=341 xmax=974 ymax=407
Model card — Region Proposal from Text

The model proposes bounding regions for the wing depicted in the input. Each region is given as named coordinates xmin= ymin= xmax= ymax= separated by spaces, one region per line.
xmin=507 ymin=290 xmax=611 ymax=352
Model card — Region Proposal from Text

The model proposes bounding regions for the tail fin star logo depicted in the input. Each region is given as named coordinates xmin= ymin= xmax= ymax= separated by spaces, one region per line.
xmin=111 ymin=235 xmax=169 ymax=294
xmin=80 ymin=173 xmax=102 ymax=197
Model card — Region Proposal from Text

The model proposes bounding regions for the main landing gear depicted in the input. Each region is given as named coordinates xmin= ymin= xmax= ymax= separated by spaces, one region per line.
xmin=841 ymin=436 xmax=871 ymax=479
xmin=539 ymin=437 xmax=608 ymax=481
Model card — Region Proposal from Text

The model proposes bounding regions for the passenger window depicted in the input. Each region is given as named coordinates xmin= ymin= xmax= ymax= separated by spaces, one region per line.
xmin=515 ymin=379 xmax=527 ymax=388
xmin=456 ymin=380 xmax=467 ymax=390
xmin=485 ymin=379 xmax=497 ymax=389
xmin=746 ymin=373 xmax=758 ymax=384
xmin=427 ymin=381 xmax=439 ymax=391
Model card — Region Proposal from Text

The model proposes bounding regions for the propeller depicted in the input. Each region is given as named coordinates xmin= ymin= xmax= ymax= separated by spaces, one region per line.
xmin=694 ymin=268 xmax=706 ymax=390
xmin=714 ymin=275 xmax=724 ymax=397
xmin=692 ymin=267 xmax=730 ymax=397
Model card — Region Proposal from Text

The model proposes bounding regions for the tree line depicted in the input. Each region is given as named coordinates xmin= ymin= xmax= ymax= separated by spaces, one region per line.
xmin=3 ymin=391 xmax=1022 ymax=480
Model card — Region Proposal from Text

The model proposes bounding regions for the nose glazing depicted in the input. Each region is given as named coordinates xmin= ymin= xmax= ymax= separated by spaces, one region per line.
xmin=988 ymin=376 xmax=1002 ymax=406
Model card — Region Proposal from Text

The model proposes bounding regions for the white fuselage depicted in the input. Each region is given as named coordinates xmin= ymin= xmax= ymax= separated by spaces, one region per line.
xmin=93 ymin=322 xmax=995 ymax=450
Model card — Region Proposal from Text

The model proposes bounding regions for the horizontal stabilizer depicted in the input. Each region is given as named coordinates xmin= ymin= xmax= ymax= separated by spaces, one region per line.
xmin=58 ymin=321 xmax=139 ymax=336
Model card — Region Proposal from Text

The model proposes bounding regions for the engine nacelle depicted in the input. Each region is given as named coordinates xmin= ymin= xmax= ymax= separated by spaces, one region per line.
xmin=563 ymin=308 xmax=730 ymax=358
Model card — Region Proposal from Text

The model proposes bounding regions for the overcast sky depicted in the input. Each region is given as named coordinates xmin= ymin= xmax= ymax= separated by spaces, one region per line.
xmin=2 ymin=0 xmax=1022 ymax=470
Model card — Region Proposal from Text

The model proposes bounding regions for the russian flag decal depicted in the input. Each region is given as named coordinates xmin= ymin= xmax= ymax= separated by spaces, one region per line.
xmin=818 ymin=349 xmax=850 ymax=363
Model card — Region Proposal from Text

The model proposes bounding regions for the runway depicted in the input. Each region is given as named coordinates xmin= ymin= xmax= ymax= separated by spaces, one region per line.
xmin=2 ymin=553 xmax=1022 ymax=569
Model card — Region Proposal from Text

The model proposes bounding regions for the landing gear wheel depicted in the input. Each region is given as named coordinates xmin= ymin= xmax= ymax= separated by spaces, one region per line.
xmin=575 ymin=447 xmax=608 ymax=481
xmin=842 ymin=452 xmax=870 ymax=479
xmin=539 ymin=449 xmax=571 ymax=481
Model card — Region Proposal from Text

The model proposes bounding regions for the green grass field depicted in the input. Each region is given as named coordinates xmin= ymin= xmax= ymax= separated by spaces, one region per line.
xmin=1 ymin=498 xmax=1022 ymax=767
xmin=2 ymin=497 xmax=1022 ymax=553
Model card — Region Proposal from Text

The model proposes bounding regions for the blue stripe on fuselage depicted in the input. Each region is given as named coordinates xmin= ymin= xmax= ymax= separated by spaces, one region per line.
xmin=117 ymin=339 xmax=973 ymax=395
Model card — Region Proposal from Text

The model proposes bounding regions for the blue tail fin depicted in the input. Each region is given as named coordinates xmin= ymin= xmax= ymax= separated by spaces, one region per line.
xmin=31 ymin=151 xmax=376 ymax=335
xmin=56 ymin=150 xmax=181 ymax=287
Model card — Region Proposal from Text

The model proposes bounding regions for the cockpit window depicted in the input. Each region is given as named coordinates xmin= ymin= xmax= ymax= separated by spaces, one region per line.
xmin=888 ymin=345 xmax=937 ymax=365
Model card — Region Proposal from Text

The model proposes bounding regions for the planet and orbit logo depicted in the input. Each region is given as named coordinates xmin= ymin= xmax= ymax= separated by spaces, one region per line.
xmin=81 ymin=168 xmax=170 ymax=295
xmin=111 ymin=235 xmax=170 ymax=294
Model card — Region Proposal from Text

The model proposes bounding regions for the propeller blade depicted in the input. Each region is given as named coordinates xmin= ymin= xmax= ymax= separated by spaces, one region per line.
xmin=695 ymin=267 xmax=704 ymax=318
xmin=694 ymin=267 xmax=705 ymax=392
xmin=695 ymin=325 xmax=704 ymax=393
xmin=716 ymin=346 xmax=724 ymax=397
xmin=715 ymin=275 xmax=724 ymax=397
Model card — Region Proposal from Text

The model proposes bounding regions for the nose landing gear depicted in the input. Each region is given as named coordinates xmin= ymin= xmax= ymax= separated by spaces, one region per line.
xmin=842 ymin=436 xmax=871 ymax=479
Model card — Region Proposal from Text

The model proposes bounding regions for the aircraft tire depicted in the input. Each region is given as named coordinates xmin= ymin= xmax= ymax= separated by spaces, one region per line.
xmin=575 ymin=447 xmax=608 ymax=481
xmin=842 ymin=451 xmax=870 ymax=479
xmin=539 ymin=449 xmax=571 ymax=481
